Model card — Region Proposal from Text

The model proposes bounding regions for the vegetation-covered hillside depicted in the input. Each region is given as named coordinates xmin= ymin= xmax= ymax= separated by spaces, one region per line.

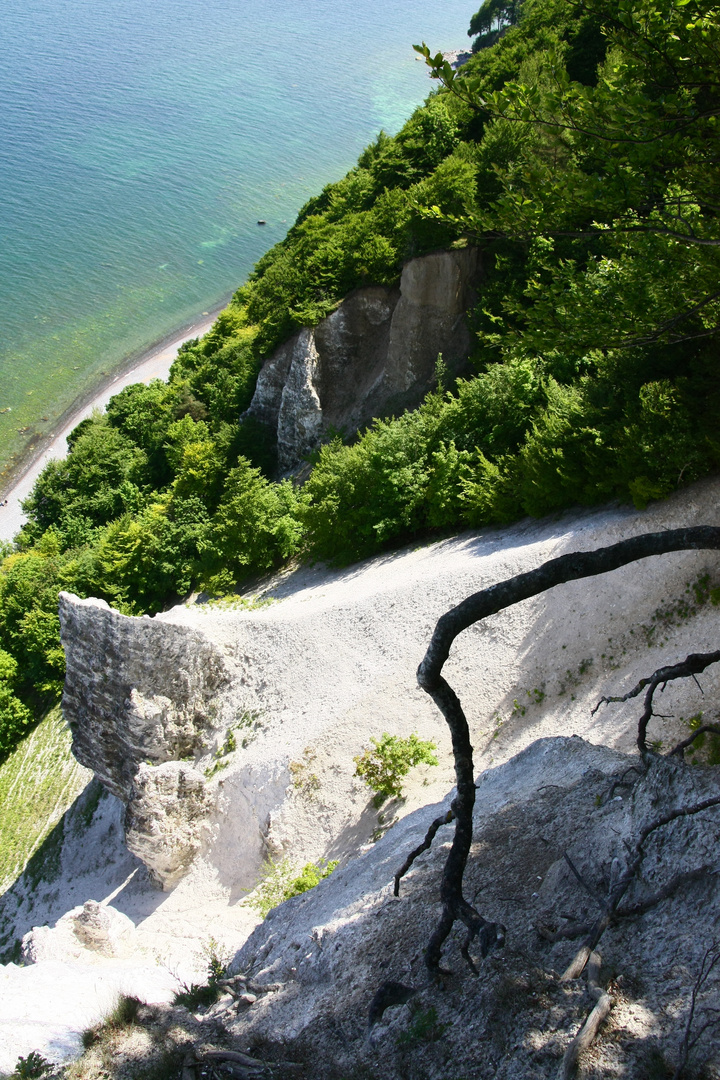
xmin=0 ymin=0 xmax=718 ymax=760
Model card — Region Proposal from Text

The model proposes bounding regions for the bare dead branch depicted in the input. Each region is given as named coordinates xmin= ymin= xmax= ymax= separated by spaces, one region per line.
xmin=198 ymin=1049 xmax=303 ymax=1077
xmin=537 ymin=867 xmax=710 ymax=943
xmin=563 ymin=852 xmax=604 ymax=906
xmin=537 ymin=920 xmax=593 ymax=943
xmin=555 ymin=800 xmax=720 ymax=983
xmin=562 ymin=943 xmax=597 ymax=982
xmin=394 ymin=808 xmax=455 ymax=896
xmin=635 ymin=795 xmax=720 ymax=856
xmin=592 ymin=650 xmax=720 ymax=754
xmin=672 ymin=942 xmax=720 ymax=1080
xmin=616 ymin=867 xmax=712 ymax=918
xmin=416 ymin=526 xmax=720 ymax=973
xmin=218 ymin=974 xmax=283 ymax=995
xmin=602 ymin=764 xmax=643 ymax=804
xmin=559 ymin=950 xmax=614 ymax=1078
xmin=199 ymin=1050 xmax=269 ymax=1078
xmin=669 ymin=725 xmax=720 ymax=759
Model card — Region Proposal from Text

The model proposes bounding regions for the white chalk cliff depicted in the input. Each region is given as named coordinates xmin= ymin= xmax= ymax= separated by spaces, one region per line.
xmin=244 ymin=247 xmax=480 ymax=470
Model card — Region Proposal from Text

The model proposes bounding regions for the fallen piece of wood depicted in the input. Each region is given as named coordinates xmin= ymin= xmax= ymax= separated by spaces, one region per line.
xmin=558 ymin=950 xmax=614 ymax=1079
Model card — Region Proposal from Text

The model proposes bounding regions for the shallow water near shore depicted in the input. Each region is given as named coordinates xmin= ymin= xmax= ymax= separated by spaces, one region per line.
xmin=0 ymin=0 xmax=472 ymax=478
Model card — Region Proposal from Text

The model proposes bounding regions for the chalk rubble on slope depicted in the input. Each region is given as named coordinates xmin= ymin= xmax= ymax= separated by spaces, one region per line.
xmin=220 ymin=736 xmax=720 ymax=1079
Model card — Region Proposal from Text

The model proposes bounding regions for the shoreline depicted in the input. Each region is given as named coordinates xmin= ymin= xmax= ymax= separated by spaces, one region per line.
xmin=0 ymin=300 xmax=229 ymax=542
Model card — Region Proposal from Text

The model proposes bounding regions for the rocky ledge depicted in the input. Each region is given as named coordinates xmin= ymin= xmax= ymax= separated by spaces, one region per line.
xmin=58 ymin=594 xmax=234 ymax=888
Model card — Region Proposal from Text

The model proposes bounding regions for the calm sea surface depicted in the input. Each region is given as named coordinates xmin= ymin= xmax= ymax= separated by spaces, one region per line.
xmin=0 ymin=0 xmax=472 ymax=474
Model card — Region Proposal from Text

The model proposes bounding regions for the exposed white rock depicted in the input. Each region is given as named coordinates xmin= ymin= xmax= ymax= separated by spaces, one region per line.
xmin=21 ymin=901 xmax=135 ymax=964
xmin=245 ymin=247 xmax=479 ymax=470
xmin=276 ymin=328 xmax=324 ymax=471
xmin=125 ymin=761 xmax=212 ymax=889
xmin=59 ymin=595 xmax=232 ymax=801
xmin=0 ymin=958 xmax=180 ymax=1070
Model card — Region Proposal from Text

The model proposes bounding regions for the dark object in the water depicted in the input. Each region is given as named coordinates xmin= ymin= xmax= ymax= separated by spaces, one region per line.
xmin=257 ymin=219 xmax=266 ymax=225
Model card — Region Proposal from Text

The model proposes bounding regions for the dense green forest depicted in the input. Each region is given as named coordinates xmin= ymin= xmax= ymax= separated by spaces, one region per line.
xmin=0 ymin=0 xmax=718 ymax=759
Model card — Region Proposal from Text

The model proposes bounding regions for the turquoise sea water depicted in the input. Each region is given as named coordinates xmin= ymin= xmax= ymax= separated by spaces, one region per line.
xmin=0 ymin=0 xmax=473 ymax=476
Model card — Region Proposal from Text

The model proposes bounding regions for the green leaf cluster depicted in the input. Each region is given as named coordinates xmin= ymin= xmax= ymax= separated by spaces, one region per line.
xmin=354 ymin=733 xmax=439 ymax=803
xmin=247 ymin=857 xmax=339 ymax=919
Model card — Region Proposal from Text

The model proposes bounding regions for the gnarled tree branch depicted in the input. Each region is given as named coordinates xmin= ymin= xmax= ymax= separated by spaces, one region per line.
xmin=593 ymin=650 xmax=720 ymax=754
xmin=414 ymin=526 xmax=720 ymax=973
xmin=394 ymin=808 xmax=455 ymax=896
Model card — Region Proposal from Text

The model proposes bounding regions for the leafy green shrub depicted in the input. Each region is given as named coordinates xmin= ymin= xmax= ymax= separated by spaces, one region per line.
xmin=285 ymin=860 xmax=339 ymax=899
xmin=247 ymin=858 xmax=339 ymax=918
xmin=172 ymin=981 xmax=221 ymax=1011
xmin=0 ymin=683 xmax=34 ymax=760
xmin=12 ymin=1052 xmax=53 ymax=1079
xmin=172 ymin=939 xmax=228 ymax=1010
xmin=354 ymin=733 xmax=438 ymax=805
xmin=199 ymin=461 xmax=303 ymax=594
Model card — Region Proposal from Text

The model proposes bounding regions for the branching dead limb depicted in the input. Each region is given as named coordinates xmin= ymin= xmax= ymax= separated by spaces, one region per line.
xmin=601 ymin=764 xmax=643 ymax=805
xmin=617 ymin=867 xmax=713 ymax=919
xmin=672 ymin=942 xmax=720 ymax=1080
xmin=669 ymin=724 xmax=720 ymax=758
xmin=412 ymin=526 xmax=720 ymax=973
xmin=394 ymin=808 xmax=455 ymax=896
xmin=563 ymin=852 xmax=605 ymax=906
xmin=536 ymin=867 xmax=712 ymax=942
xmin=537 ymin=920 xmax=593 ymax=944
xmin=560 ymin=797 xmax=720 ymax=981
xmin=554 ymin=862 xmax=715 ymax=1075
xmin=592 ymin=650 xmax=720 ymax=754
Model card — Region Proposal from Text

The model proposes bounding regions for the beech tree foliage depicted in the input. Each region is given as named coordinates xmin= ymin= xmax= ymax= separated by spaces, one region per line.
xmin=416 ymin=0 xmax=720 ymax=354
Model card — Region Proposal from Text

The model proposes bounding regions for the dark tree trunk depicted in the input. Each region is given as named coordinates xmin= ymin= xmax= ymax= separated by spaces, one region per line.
xmin=414 ymin=526 xmax=720 ymax=973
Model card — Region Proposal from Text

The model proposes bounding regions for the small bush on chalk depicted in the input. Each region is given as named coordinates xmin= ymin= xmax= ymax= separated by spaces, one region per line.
xmin=247 ymin=857 xmax=339 ymax=919
xmin=173 ymin=938 xmax=229 ymax=1010
xmin=12 ymin=1053 xmax=53 ymax=1079
xmin=354 ymin=733 xmax=438 ymax=806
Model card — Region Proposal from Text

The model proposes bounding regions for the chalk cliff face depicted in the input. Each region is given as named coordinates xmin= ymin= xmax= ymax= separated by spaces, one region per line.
xmin=58 ymin=594 xmax=232 ymax=887
xmin=245 ymin=247 xmax=480 ymax=470
xmin=124 ymin=761 xmax=212 ymax=889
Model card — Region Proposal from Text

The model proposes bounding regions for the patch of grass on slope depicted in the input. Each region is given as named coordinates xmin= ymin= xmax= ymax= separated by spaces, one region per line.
xmin=0 ymin=706 xmax=91 ymax=895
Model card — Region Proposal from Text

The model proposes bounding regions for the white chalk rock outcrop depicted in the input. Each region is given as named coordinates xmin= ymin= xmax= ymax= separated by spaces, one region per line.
xmin=124 ymin=761 xmax=212 ymax=888
xmin=245 ymin=247 xmax=480 ymax=470
xmin=58 ymin=594 xmax=235 ymax=888
xmin=21 ymin=901 xmax=135 ymax=964
xmin=59 ymin=595 xmax=232 ymax=800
